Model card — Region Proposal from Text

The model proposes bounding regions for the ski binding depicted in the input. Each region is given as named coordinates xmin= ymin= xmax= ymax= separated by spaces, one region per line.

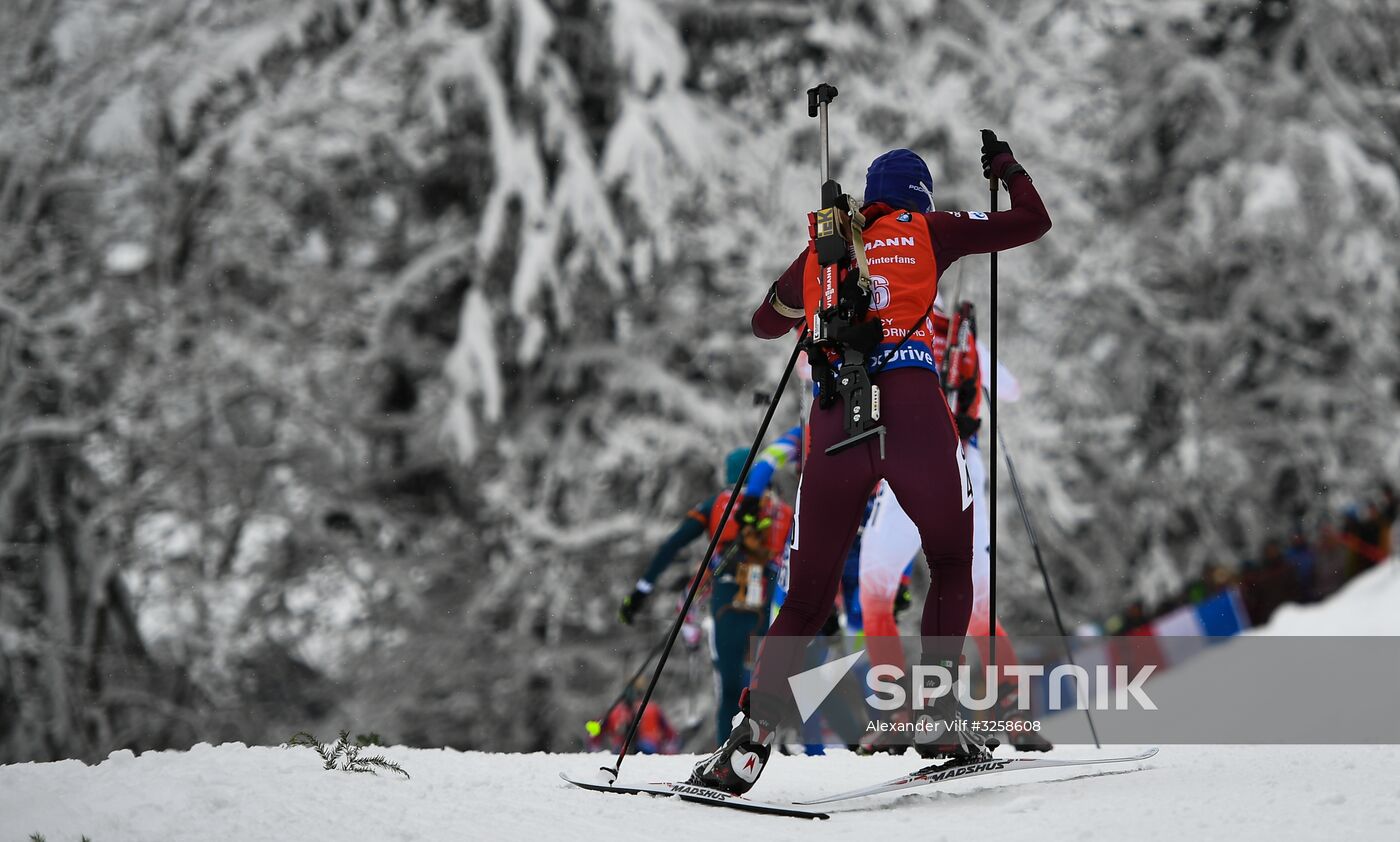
xmin=559 ymin=770 xmax=829 ymax=820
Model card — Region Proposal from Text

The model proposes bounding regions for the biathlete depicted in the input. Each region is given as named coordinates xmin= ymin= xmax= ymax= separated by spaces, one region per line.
xmin=857 ymin=299 xmax=1051 ymax=751
xmin=692 ymin=134 xmax=1050 ymax=794
xmin=619 ymin=447 xmax=794 ymax=747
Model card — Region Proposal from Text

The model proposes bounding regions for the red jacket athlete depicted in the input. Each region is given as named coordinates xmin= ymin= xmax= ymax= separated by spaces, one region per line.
xmin=692 ymin=136 xmax=1050 ymax=795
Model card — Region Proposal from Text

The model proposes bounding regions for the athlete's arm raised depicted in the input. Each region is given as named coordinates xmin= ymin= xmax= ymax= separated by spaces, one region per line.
xmin=750 ymin=135 xmax=1050 ymax=339
xmin=740 ymin=424 xmax=803 ymax=499
xmin=925 ymin=142 xmax=1051 ymax=266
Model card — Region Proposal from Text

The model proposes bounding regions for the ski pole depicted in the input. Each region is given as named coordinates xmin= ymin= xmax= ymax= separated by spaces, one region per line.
xmin=606 ymin=330 xmax=809 ymax=781
xmin=988 ymin=160 xmax=998 ymax=671
xmin=586 ymin=631 xmax=672 ymax=741
xmin=995 ymin=419 xmax=1102 ymax=748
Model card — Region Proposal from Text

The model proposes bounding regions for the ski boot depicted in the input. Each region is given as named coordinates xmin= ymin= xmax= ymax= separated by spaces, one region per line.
xmin=1008 ymin=727 xmax=1053 ymax=752
xmin=689 ymin=689 xmax=777 ymax=795
xmin=913 ymin=690 xmax=996 ymax=763
xmin=854 ymin=708 xmax=911 ymax=756
xmin=994 ymin=677 xmax=1052 ymax=752
xmin=855 ymin=731 xmax=910 ymax=756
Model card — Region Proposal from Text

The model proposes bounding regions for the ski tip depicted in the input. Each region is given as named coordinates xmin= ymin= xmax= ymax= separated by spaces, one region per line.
xmin=558 ymin=768 xmax=620 ymax=788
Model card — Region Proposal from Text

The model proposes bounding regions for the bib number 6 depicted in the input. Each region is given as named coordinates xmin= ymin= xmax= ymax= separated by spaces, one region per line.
xmin=869 ymin=274 xmax=890 ymax=311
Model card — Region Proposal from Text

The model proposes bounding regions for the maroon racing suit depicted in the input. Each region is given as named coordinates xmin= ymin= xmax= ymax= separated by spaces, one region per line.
xmin=747 ymin=158 xmax=1051 ymax=713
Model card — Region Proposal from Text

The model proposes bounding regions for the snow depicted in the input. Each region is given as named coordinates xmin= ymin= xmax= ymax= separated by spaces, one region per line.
xmin=103 ymin=241 xmax=151 ymax=275
xmin=5 ymin=566 xmax=1398 ymax=839
xmin=87 ymin=86 xmax=149 ymax=158
xmin=167 ymin=8 xmax=311 ymax=141
xmin=609 ymin=0 xmax=687 ymax=92
xmin=2 ymin=742 xmax=1396 ymax=841
xmin=48 ymin=4 xmax=103 ymax=63
xmin=512 ymin=0 xmax=555 ymax=89
xmin=7 ymin=0 xmax=1400 ymax=820
xmin=1253 ymin=560 xmax=1400 ymax=636
xmin=1238 ymin=162 xmax=1304 ymax=235
xmin=443 ymin=288 xmax=504 ymax=461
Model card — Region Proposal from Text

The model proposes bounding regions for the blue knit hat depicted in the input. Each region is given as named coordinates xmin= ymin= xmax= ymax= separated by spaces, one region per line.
xmin=724 ymin=448 xmax=749 ymax=485
xmin=863 ymin=148 xmax=935 ymax=212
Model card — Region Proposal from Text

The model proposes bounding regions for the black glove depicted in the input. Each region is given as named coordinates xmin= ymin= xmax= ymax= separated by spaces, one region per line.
xmin=955 ymin=413 xmax=982 ymax=441
xmin=956 ymin=377 xmax=979 ymax=413
xmin=980 ymin=129 xmax=1014 ymax=180
xmin=737 ymin=494 xmax=762 ymax=527
xmin=820 ymin=609 xmax=842 ymax=638
xmin=619 ymin=587 xmax=650 ymax=625
xmin=893 ymin=582 xmax=913 ymax=617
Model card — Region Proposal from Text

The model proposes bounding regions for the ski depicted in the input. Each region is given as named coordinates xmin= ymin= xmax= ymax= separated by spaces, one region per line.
xmin=793 ymin=747 xmax=1159 ymax=805
xmin=559 ymin=771 xmax=830 ymax=820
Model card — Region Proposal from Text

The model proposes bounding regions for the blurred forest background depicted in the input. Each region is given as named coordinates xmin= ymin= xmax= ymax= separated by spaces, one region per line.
xmin=2 ymin=0 xmax=1398 ymax=762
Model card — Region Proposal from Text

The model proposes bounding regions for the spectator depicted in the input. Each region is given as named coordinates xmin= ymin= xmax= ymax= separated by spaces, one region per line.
xmin=1094 ymin=481 xmax=1396 ymax=634
xmin=1205 ymin=563 xmax=1235 ymax=594
xmin=1283 ymin=529 xmax=1318 ymax=602
xmin=590 ymin=677 xmax=682 ymax=755
xmin=1340 ymin=508 xmax=1367 ymax=579
xmin=1185 ymin=562 xmax=1229 ymax=604
xmin=1377 ymin=483 xmax=1397 ymax=559
xmin=1313 ymin=518 xmax=1349 ymax=598
xmin=1240 ymin=540 xmax=1298 ymax=626
xmin=1121 ymin=600 xmax=1147 ymax=633
xmin=1342 ymin=504 xmax=1387 ymax=574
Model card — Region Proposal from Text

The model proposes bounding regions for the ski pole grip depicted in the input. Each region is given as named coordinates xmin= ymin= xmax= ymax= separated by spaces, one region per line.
xmin=981 ymin=128 xmax=1000 ymax=193
xmin=807 ymin=83 xmax=838 ymax=118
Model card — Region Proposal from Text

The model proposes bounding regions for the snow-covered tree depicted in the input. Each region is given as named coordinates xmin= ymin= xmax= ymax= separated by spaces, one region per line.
xmin=3 ymin=0 xmax=1397 ymax=760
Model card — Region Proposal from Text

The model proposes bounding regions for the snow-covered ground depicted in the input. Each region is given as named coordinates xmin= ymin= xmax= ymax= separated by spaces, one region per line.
xmin=3 ymin=742 xmax=1397 ymax=841
xmin=5 ymin=563 xmax=1397 ymax=841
